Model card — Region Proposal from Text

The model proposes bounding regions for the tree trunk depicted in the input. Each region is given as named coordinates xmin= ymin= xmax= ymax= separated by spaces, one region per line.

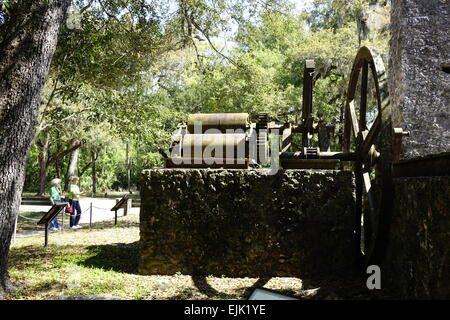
xmin=92 ymin=151 xmax=97 ymax=195
xmin=38 ymin=163 xmax=51 ymax=197
xmin=54 ymin=135 xmax=62 ymax=179
xmin=126 ymin=141 xmax=131 ymax=193
xmin=64 ymin=148 xmax=79 ymax=192
xmin=35 ymin=134 xmax=82 ymax=195
xmin=55 ymin=158 xmax=61 ymax=179
xmin=37 ymin=138 xmax=82 ymax=194
xmin=0 ymin=0 xmax=71 ymax=298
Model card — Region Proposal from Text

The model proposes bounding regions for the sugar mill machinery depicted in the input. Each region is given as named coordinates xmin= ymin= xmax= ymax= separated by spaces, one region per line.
xmin=165 ymin=47 xmax=410 ymax=267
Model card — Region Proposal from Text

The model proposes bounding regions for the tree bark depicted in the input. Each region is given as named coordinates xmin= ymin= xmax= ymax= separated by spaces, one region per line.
xmin=0 ymin=0 xmax=71 ymax=298
xmin=92 ymin=151 xmax=97 ymax=195
xmin=64 ymin=147 xmax=79 ymax=192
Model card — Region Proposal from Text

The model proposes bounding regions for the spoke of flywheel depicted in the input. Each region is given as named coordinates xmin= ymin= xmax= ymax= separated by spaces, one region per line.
xmin=348 ymin=100 xmax=360 ymax=139
xmin=362 ymin=172 xmax=376 ymax=218
xmin=359 ymin=59 xmax=368 ymax=130
xmin=354 ymin=163 xmax=363 ymax=255
xmin=361 ymin=113 xmax=381 ymax=155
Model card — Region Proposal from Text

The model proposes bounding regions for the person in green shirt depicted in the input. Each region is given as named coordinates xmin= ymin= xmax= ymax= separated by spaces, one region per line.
xmin=49 ymin=178 xmax=63 ymax=231
xmin=68 ymin=176 xmax=83 ymax=229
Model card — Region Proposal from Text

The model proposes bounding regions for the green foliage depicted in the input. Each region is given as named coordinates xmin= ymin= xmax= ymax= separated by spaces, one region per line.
xmin=24 ymin=145 xmax=41 ymax=192
xmin=22 ymin=0 xmax=390 ymax=194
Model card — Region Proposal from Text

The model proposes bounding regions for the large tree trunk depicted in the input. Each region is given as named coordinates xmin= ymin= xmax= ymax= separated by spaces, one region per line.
xmin=0 ymin=0 xmax=71 ymax=298
xmin=64 ymin=147 xmax=79 ymax=192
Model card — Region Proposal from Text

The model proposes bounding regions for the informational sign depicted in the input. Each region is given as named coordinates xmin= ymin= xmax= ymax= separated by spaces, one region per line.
xmin=37 ymin=203 xmax=67 ymax=225
xmin=37 ymin=203 xmax=68 ymax=247
xmin=247 ymin=288 xmax=298 ymax=300
xmin=111 ymin=195 xmax=129 ymax=211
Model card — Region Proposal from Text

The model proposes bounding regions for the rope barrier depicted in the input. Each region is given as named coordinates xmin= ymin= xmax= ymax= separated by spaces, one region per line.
xmin=18 ymin=201 xmax=126 ymax=225
xmin=15 ymin=201 xmax=131 ymax=243
xmin=62 ymin=209 xmax=88 ymax=217
xmin=91 ymin=206 xmax=112 ymax=210
xmin=18 ymin=214 xmax=41 ymax=221
xmin=19 ymin=205 xmax=115 ymax=221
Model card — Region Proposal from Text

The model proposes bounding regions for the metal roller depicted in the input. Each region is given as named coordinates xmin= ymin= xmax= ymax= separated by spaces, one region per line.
xmin=187 ymin=113 xmax=249 ymax=132
xmin=181 ymin=133 xmax=247 ymax=158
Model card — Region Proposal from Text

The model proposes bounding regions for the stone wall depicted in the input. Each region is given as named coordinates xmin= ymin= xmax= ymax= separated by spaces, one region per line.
xmin=389 ymin=0 xmax=450 ymax=159
xmin=139 ymin=169 xmax=356 ymax=278
xmin=382 ymin=176 xmax=450 ymax=299
xmin=384 ymin=0 xmax=450 ymax=299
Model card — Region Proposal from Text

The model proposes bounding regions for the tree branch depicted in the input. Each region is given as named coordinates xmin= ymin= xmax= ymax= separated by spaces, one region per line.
xmin=80 ymin=0 xmax=95 ymax=13
xmin=189 ymin=19 xmax=238 ymax=67
xmin=78 ymin=160 xmax=93 ymax=178
xmin=38 ymin=78 xmax=60 ymax=131
xmin=47 ymin=141 xmax=83 ymax=165
xmin=98 ymin=0 xmax=133 ymax=34
xmin=38 ymin=107 xmax=93 ymax=133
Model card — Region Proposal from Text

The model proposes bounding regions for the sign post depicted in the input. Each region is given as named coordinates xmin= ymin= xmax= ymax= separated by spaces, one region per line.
xmin=44 ymin=222 xmax=49 ymax=247
xmin=89 ymin=202 xmax=93 ymax=229
xmin=62 ymin=201 xmax=65 ymax=230
xmin=110 ymin=195 xmax=129 ymax=225
xmin=37 ymin=203 xmax=67 ymax=247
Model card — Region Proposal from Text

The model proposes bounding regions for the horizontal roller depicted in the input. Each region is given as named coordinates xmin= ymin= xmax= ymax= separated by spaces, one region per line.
xmin=181 ymin=133 xmax=248 ymax=159
xmin=166 ymin=157 xmax=249 ymax=169
xmin=182 ymin=133 xmax=246 ymax=148
xmin=187 ymin=113 xmax=249 ymax=132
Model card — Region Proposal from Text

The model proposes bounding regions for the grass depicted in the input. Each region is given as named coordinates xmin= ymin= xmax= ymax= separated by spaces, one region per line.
xmin=9 ymin=214 xmax=308 ymax=300
xmin=8 ymin=213 xmax=385 ymax=300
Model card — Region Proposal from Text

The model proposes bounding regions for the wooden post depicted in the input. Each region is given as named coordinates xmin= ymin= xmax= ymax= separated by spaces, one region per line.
xmin=301 ymin=59 xmax=315 ymax=148
xmin=44 ymin=222 xmax=49 ymax=247
xmin=124 ymin=198 xmax=131 ymax=217
xmin=317 ymin=119 xmax=330 ymax=152
xmin=62 ymin=204 xmax=65 ymax=230
xmin=281 ymin=125 xmax=292 ymax=153
xmin=114 ymin=210 xmax=118 ymax=225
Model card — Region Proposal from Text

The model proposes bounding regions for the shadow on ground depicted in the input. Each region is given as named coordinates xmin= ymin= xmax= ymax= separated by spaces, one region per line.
xmin=78 ymin=241 xmax=139 ymax=274
xmin=8 ymin=245 xmax=60 ymax=271
xmin=165 ymin=277 xmax=272 ymax=300
xmin=299 ymin=275 xmax=394 ymax=300
xmin=166 ymin=273 xmax=392 ymax=300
